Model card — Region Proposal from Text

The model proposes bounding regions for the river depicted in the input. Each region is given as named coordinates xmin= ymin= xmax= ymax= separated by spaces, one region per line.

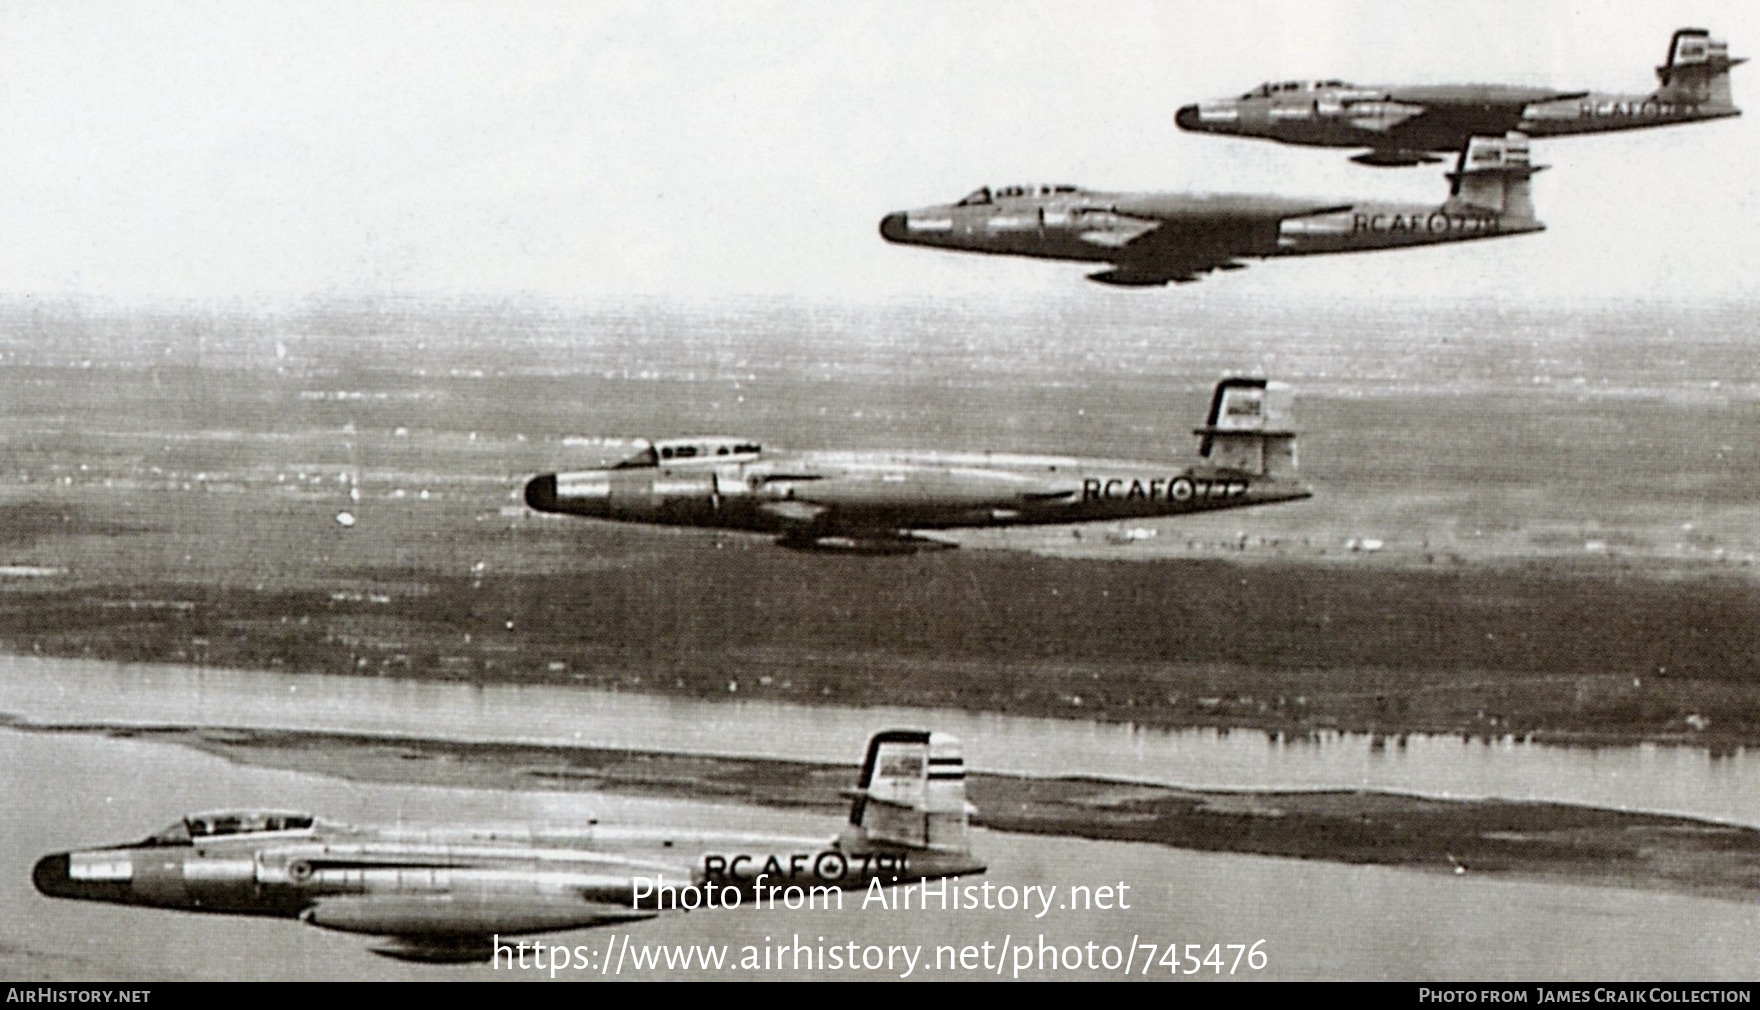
xmin=1 ymin=655 xmax=1753 ymax=826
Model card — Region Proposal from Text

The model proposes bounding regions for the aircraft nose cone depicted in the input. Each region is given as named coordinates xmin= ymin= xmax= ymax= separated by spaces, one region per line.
xmin=524 ymin=474 xmax=560 ymax=513
xmin=32 ymin=853 xmax=73 ymax=898
xmin=878 ymin=212 xmax=909 ymax=243
xmin=1174 ymin=104 xmax=1201 ymax=130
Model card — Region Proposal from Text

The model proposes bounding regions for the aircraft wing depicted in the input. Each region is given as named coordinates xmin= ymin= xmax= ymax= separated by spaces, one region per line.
xmin=1383 ymin=84 xmax=1590 ymax=107
xmin=762 ymin=466 xmax=1078 ymax=546
xmin=1352 ymin=85 xmax=1588 ymax=145
xmin=1086 ymin=254 xmax=1246 ymax=287
xmin=1086 ymin=200 xmax=1353 ymax=286
xmin=1077 ymin=217 xmax=1253 ymax=280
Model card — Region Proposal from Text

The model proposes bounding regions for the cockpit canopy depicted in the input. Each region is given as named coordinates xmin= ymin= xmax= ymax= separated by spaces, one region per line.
xmin=146 ymin=810 xmax=317 ymax=846
xmin=561 ymin=436 xmax=762 ymax=469
xmin=956 ymin=183 xmax=1080 ymax=206
xmin=1242 ymin=79 xmax=1353 ymax=99
xmin=653 ymin=437 xmax=762 ymax=463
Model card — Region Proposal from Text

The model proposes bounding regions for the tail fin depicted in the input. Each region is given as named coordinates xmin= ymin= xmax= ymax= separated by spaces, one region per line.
xmin=1193 ymin=377 xmax=1297 ymax=478
xmin=845 ymin=730 xmax=970 ymax=853
xmin=1443 ymin=132 xmax=1545 ymax=220
xmin=1654 ymin=28 xmax=1744 ymax=107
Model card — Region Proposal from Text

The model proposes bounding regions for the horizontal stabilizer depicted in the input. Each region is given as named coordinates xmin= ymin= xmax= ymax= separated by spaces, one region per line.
xmin=1659 ymin=28 xmax=1743 ymax=78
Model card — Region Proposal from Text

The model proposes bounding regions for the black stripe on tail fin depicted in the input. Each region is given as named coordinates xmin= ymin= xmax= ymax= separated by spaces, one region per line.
xmin=1194 ymin=377 xmax=1298 ymax=478
xmin=845 ymin=729 xmax=971 ymax=853
xmin=1655 ymin=28 xmax=1744 ymax=106
xmin=1444 ymin=132 xmax=1545 ymax=219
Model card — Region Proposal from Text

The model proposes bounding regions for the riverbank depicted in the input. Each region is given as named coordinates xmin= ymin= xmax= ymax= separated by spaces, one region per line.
xmin=7 ymin=718 xmax=1754 ymax=905
xmin=3 ymin=502 xmax=1756 ymax=750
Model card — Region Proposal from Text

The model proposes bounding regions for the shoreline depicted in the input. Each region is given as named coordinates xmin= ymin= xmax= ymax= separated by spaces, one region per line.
xmin=8 ymin=718 xmax=1754 ymax=906
xmin=2 ymin=545 xmax=1756 ymax=751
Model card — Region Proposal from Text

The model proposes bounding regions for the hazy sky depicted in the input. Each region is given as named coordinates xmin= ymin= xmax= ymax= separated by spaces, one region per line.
xmin=0 ymin=1 xmax=1754 ymax=307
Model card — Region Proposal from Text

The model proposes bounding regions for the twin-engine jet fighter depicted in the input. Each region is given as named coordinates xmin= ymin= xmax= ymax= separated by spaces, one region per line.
xmin=1176 ymin=28 xmax=1742 ymax=166
xmin=523 ymin=377 xmax=1311 ymax=552
xmin=33 ymin=730 xmax=984 ymax=964
xmin=879 ymin=133 xmax=1541 ymax=287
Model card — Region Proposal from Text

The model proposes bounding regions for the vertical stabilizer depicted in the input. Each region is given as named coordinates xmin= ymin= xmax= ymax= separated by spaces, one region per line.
xmin=1655 ymin=29 xmax=1744 ymax=107
xmin=1195 ymin=377 xmax=1297 ymax=478
xmin=1444 ymin=132 xmax=1543 ymax=220
xmin=846 ymin=730 xmax=970 ymax=853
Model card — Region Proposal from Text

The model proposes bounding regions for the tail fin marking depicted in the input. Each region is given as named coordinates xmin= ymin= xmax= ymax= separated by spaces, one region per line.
xmin=1656 ymin=28 xmax=1744 ymax=106
xmin=1444 ymin=132 xmax=1543 ymax=219
xmin=1194 ymin=378 xmax=1298 ymax=478
xmin=846 ymin=730 xmax=970 ymax=853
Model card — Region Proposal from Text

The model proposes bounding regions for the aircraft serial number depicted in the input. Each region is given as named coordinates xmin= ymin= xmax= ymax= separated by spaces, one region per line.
xmin=1351 ymin=212 xmax=1500 ymax=235
xmin=1081 ymin=477 xmax=1246 ymax=504
xmin=702 ymin=852 xmax=908 ymax=883
xmin=1576 ymin=100 xmax=1697 ymax=118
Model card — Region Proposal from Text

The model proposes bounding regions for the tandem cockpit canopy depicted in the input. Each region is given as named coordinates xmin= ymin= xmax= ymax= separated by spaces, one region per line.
xmin=1242 ymin=79 xmax=1353 ymax=99
xmin=144 ymin=810 xmax=317 ymax=846
xmin=652 ymin=437 xmax=762 ymax=463
xmin=558 ymin=437 xmax=761 ymax=469
xmin=956 ymin=184 xmax=1080 ymax=206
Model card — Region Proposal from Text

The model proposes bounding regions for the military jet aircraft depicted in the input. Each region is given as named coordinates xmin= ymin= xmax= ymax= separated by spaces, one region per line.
xmin=878 ymin=133 xmax=1541 ymax=287
xmin=1176 ymin=28 xmax=1742 ymax=166
xmin=33 ymin=729 xmax=983 ymax=964
xmin=523 ymin=377 xmax=1309 ymax=551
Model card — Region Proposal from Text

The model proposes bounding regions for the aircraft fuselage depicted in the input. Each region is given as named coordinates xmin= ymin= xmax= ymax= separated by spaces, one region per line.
xmin=526 ymin=450 xmax=1312 ymax=539
xmin=34 ymin=822 xmax=983 ymax=926
xmin=35 ymin=733 xmax=983 ymax=961
xmin=879 ymin=191 xmax=1538 ymax=265
xmin=1519 ymin=90 xmax=1740 ymax=137
xmin=1272 ymin=200 xmax=1537 ymax=254
xmin=1183 ymin=87 xmax=1736 ymax=151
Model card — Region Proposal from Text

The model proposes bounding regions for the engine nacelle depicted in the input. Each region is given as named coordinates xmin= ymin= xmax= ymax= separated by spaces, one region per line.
xmin=630 ymin=473 xmax=718 ymax=524
xmin=528 ymin=470 xmax=720 ymax=524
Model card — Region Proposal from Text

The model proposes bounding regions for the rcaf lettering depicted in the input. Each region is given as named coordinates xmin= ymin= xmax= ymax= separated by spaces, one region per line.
xmin=1578 ymin=100 xmax=1691 ymax=118
xmin=1080 ymin=477 xmax=1247 ymax=503
xmin=702 ymin=851 xmax=906 ymax=883
xmin=1351 ymin=212 xmax=1500 ymax=235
